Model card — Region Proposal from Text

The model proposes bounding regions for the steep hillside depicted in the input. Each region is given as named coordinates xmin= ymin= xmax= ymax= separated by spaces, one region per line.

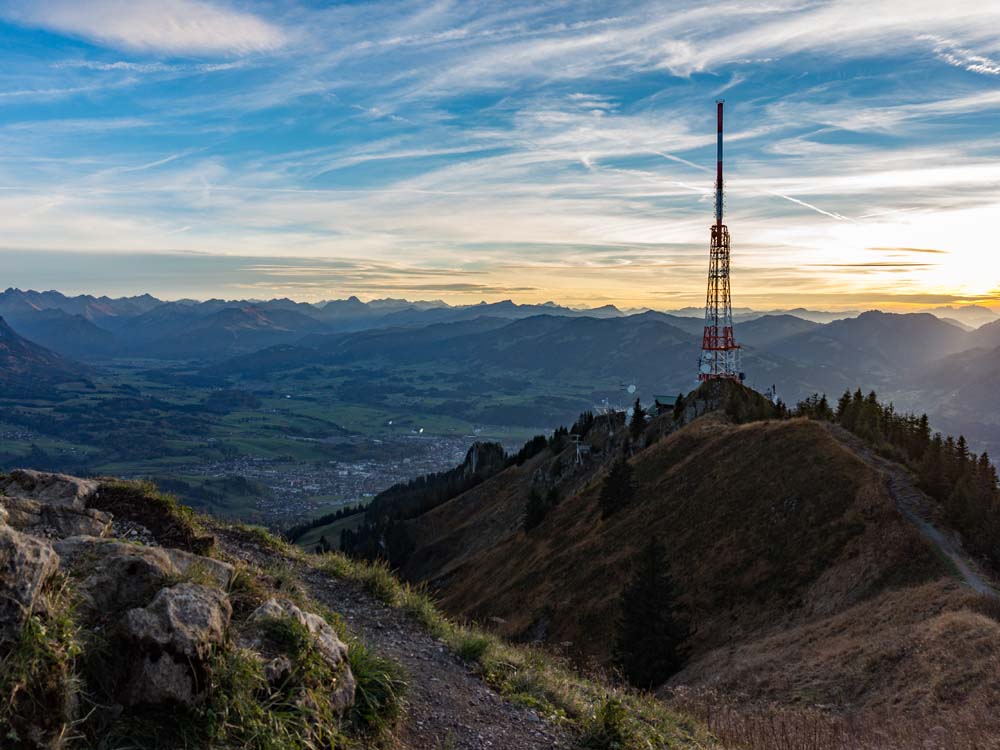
xmin=769 ymin=310 xmax=968 ymax=376
xmin=135 ymin=305 xmax=331 ymax=359
xmin=736 ymin=313 xmax=819 ymax=347
xmin=920 ymin=304 xmax=999 ymax=329
xmin=4 ymin=308 xmax=118 ymax=359
xmin=899 ymin=344 xmax=1000 ymax=455
xmin=969 ymin=318 xmax=1000 ymax=349
xmin=218 ymin=312 xmax=819 ymax=391
xmin=0 ymin=316 xmax=83 ymax=389
xmin=380 ymin=390 xmax=1000 ymax=726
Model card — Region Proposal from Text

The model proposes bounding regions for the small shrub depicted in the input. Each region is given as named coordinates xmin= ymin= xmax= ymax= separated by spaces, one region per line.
xmin=226 ymin=562 xmax=271 ymax=619
xmin=455 ymin=632 xmax=493 ymax=664
xmin=200 ymin=645 xmax=346 ymax=750
xmin=599 ymin=457 xmax=635 ymax=520
xmin=614 ymin=538 xmax=690 ymax=689
xmin=361 ymin=560 xmax=402 ymax=606
xmin=233 ymin=523 xmax=297 ymax=556
xmin=524 ymin=486 xmax=560 ymax=532
xmin=580 ymin=697 xmax=638 ymax=750
xmin=348 ymin=639 xmax=408 ymax=736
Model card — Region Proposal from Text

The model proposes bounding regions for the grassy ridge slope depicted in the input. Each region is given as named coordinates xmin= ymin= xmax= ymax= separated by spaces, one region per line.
xmin=396 ymin=410 xmax=1000 ymax=722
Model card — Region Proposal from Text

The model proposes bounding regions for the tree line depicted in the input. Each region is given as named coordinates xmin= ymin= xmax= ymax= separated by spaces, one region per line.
xmin=795 ymin=388 xmax=1000 ymax=570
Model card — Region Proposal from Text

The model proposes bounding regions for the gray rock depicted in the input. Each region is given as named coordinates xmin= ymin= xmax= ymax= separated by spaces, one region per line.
xmin=163 ymin=547 xmax=234 ymax=590
xmin=244 ymin=598 xmax=355 ymax=713
xmin=55 ymin=536 xmax=178 ymax=614
xmin=53 ymin=536 xmax=232 ymax=615
xmin=0 ymin=502 xmax=8 ymax=526
xmin=121 ymin=583 xmax=232 ymax=706
xmin=0 ymin=524 xmax=59 ymax=641
xmin=0 ymin=469 xmax=98 ymax=511
xmin=0 ymin=495 xmax=113 ymax=538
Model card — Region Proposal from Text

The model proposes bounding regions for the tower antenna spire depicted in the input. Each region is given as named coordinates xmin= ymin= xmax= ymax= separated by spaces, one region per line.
xmin=698 ymin=100 xmax=742 ymax=383
xmin=715 ymin=99 xmax=724 ymax=227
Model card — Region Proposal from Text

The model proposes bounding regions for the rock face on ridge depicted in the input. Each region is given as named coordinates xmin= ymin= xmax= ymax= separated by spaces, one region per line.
xmin=122 ymin=583 xmax=233 ymax=706
xmin=0 ymin=524 xmax=60 ymax=640
xmin=0 ymin=469 xmax=111 ymax=538
xmin=0 ymin=470 xmax=357 ymax=748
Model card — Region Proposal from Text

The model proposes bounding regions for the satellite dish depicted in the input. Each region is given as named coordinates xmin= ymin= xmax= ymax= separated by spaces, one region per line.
xmin=626 ymin=407 xmax=635 ymax=419
xmin=388 ymin=420 xmax=393 ymax=425
xmin=418 ymin=427 xmax=424 ymax=434
xmin=700 ymin=363 xmax=712 ymax=375
xmin=627 ymin=384 xmax=637 ymax=395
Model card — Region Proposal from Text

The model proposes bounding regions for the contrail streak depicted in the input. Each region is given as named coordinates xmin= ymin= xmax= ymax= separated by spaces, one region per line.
xmin=765 ymin=190 xmax=855 ymax=222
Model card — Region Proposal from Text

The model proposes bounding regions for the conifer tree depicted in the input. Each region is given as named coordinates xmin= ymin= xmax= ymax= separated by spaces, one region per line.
xmin=524 ymin=487 xmax=548 ymax=532
xmin=836 ymin=390 xmax=852 ymax=422
xmin=672 ymin=394 xmax=686 ymax=423
xmin=817 ymin=394 xmax=833 ymax=421
xmin=629 ymin=398 xmax=646 ymax=441
xmin=600 ymin=455 xmax=634 ymax=519
xmin=921 ymin=434 xmax=949 ymax=501
xmin=613 ymin=537 xmax=690 ymax=688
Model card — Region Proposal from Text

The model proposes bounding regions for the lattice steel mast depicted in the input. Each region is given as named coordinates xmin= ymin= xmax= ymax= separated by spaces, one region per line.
xmin=698 ymin=100 xmax=742 ymax=382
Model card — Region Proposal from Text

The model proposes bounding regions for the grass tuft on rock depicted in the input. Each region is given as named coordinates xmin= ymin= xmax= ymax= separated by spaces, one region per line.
xmin=347 ymin=638 xmax=408 ymax=737
xmin=0 ymin=576 xmax=81 ymax=750
xmin=92 ymin=480 xmax=212 ymax=554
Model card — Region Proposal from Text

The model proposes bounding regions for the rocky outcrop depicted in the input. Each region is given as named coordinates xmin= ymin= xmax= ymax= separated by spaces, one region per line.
xmin=0 ymin=469 xmax=361 ymax=748
xmin=0 ymin=469 xmax=111 ymax=539
xmin=243 ymin=598 xmax=356 ymax=714
xmin=463 ymin=441 xmax=507 ymax=479
xmin=0 ymin=469 xmax=98 ymax=509
xmin=1 ymin=496 xmax=112 ymax=538
xmin=53 ymin=536 xmax=233 ymax=614
xmin=0 ymin=524 xmax=59 ymax=641
xmin=121 ymin=583 xmax=232 ymax=706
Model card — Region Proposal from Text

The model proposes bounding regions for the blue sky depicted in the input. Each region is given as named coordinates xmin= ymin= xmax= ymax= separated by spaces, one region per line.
xmin=0 ymin=0 xmax=998 ymax=310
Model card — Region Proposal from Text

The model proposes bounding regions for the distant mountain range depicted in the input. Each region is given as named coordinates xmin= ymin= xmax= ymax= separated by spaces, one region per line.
xmin=2 ymin=287 xmax=998 ymax=453
xmin=2 ymin=287 xmax=995 ymax=363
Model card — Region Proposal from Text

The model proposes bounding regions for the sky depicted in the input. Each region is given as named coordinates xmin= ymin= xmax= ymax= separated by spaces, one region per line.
xmin=0 ymin=0 xmax=998 ymax=310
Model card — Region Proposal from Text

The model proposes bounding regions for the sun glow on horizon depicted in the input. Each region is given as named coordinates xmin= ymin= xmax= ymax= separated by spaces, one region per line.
xmin=0 ymin=0 xmax=998 ymax=310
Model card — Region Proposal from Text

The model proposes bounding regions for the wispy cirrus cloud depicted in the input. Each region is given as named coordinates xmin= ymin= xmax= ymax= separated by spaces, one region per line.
xmin=1 ymin=0 xmax=287 ymax=55
xmin=1 ymin=0 xmax=999 ymax=309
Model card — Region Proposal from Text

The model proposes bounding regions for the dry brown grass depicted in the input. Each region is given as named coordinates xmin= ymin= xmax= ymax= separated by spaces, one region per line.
xmin=671 ymin=688 xmax=1000 ymax=750
xmin=387 ymin=413 xmax=1000 ymax=743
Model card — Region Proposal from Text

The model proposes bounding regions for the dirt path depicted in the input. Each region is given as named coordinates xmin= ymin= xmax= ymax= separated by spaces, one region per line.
xmin=830 ymin=424 xmax=999 ymax=599
xmin=216 ymin=528 xmax=573 ymax=750
xmin=303 ymin=569 xmax=574 ymax=750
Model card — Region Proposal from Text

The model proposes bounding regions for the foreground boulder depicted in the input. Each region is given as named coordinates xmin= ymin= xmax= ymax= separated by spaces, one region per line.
xmin=121 ymin=583 xmax=232 ymax=706
xmin=243 ymin=598 xmax=356 ymax=714
xmin=0 ymin=470 xmax=98 ymax=509
xmin=0 ymin=495 xmax=112 ymax=538
xmin=0 ymin=469 xmax=110 ymax=539
xmin=54 ymin=536 xmax=233 ymax=615
xmin=0 ymin=524 xmax=59 ymax=641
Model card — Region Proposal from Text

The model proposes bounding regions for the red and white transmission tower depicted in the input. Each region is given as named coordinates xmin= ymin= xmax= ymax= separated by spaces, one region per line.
xmin=698 ymin=100 xmax=743 ymax=382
